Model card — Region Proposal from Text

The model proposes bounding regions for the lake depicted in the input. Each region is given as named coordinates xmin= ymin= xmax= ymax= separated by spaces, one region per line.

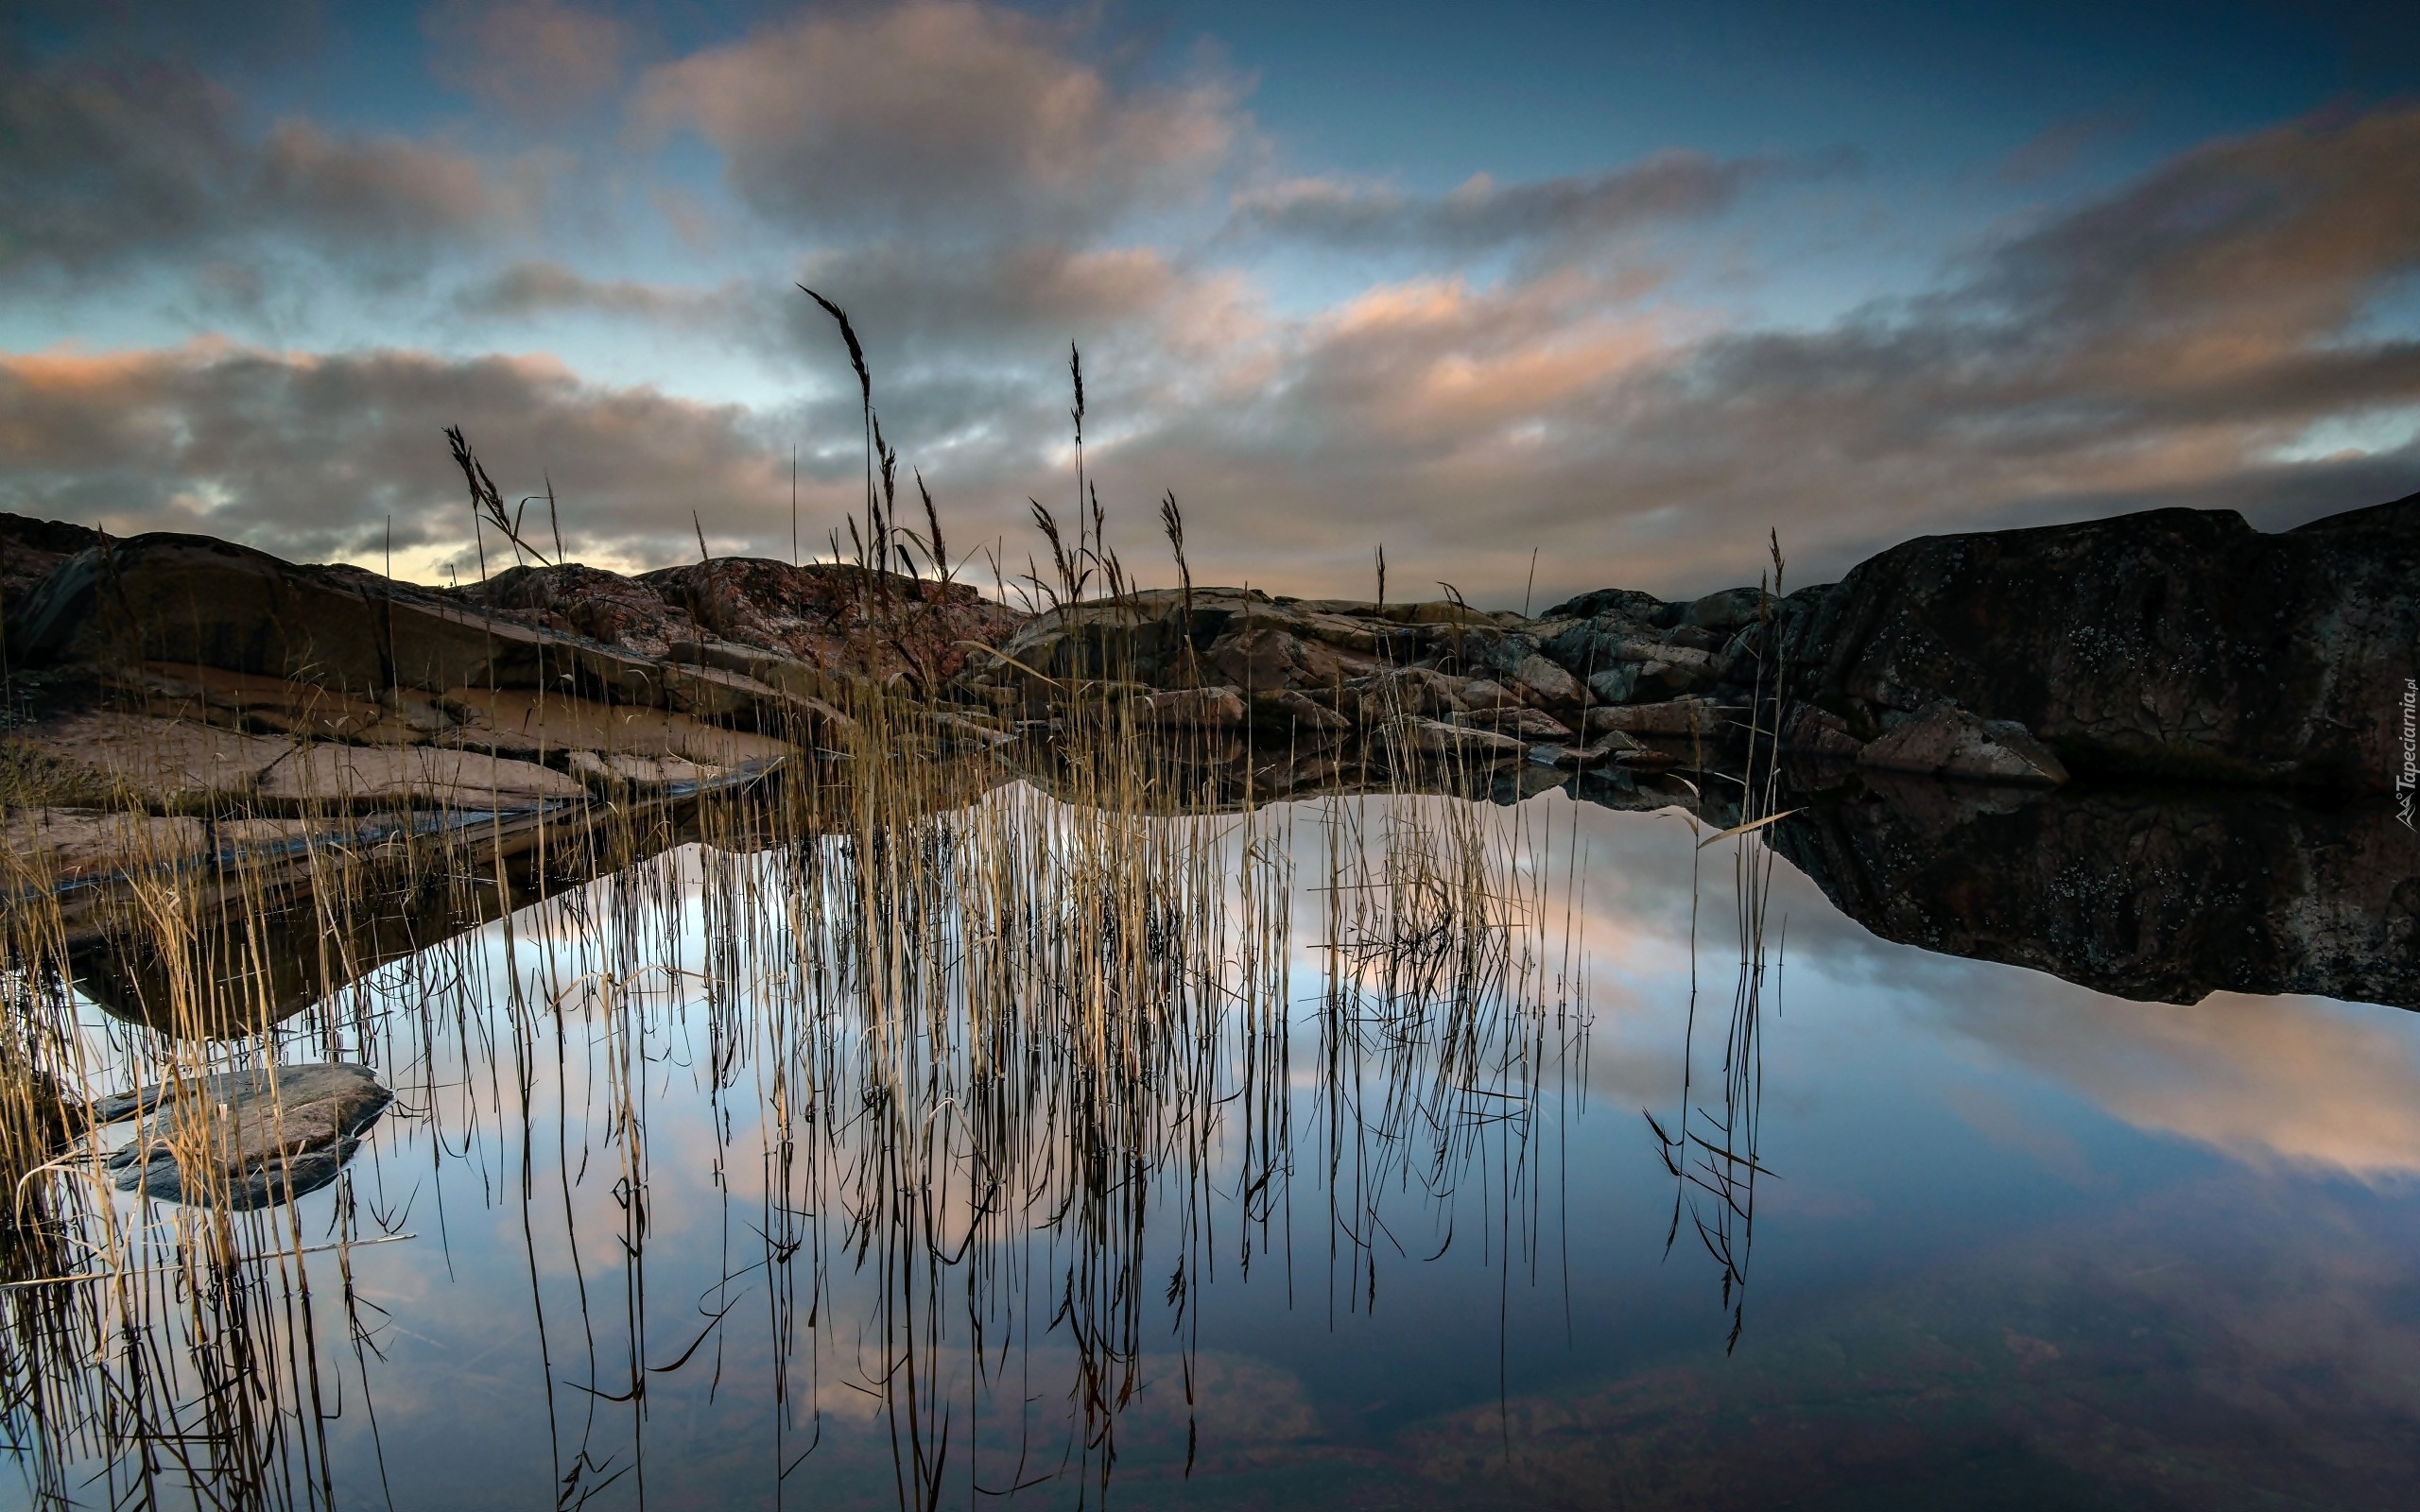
xmin=9 ymin=770 xmax=2417 ymax=1511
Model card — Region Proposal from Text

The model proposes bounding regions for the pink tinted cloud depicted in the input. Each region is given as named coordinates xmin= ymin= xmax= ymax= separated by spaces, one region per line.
xmin=634 ymin=0 xmax=1244 ymax=237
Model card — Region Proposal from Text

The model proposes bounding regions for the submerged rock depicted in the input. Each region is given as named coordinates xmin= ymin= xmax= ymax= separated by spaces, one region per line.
xmin=102 ymin=1063 xmax=394 ymax=1210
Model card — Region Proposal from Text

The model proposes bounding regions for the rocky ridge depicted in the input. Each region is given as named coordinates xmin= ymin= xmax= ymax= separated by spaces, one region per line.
xmin=4 ymin=490 xmax=2414 ymax=903
xmin=968 ymin=490 xmax=2420 ymax=793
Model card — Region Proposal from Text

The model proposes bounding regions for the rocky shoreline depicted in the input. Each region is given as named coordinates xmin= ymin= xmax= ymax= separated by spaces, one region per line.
xmin=3 ymin=490 xmax=2414 ymax=908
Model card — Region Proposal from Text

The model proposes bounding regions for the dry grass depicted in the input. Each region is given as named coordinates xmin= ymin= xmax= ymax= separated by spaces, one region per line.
xmin=0 ymin=320 xmax=1778 ymax=1506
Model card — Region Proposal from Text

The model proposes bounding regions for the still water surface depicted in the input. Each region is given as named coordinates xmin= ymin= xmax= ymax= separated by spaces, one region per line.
xmin=23 ymin=786 xmax=2420 ymax=1510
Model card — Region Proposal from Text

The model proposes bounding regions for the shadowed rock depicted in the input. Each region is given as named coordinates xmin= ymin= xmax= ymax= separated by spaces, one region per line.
xmin=1774 ymin=491 xmax=2420 ymax=789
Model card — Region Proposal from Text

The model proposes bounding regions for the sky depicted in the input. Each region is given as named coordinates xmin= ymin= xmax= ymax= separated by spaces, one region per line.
xmin=3 ymin=0 xmax=2417 ymax=605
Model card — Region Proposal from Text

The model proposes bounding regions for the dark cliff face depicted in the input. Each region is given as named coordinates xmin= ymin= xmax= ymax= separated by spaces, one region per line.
xmin=1769 ymin=775 xmax=2420 ymax=1009
xmin=1777 ymin=492 xmax=2420 ymax=789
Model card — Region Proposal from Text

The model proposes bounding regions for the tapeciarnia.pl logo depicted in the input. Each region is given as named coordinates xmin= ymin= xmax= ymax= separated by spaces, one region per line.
xmin=2399 ymin=677 xmax=2417 ymax=831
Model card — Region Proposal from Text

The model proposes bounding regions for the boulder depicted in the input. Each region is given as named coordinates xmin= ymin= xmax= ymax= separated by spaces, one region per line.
xmin=1508 ymin=652 xmax=1586 ymax=709
xmin=1679 ymin=586 xmax=1770 ymax=635
xmin=633 ymin=558 xmax=1021 ymax=684
xmin=1209 ymin=625 xmax=1350 ymax=694
xmin=1856 ymin=700 xmax=2068 ymax=785
xmin=1132 ymin=685 xmax=1248 ymax=729
xmin=103 ymin=1062 xmax=393 ymax=1210
xmin=1783 ymin=704 xmax=1863 ymax=760
xmin=1585 ymin=667 xmax=1639 ymax=705
xmin=1275 ymin=689 xmax=1353 ymax=731
xmin=1402 ymin=719 xmax=1529 ymax=762
xmin=1456 ymin=679 xmax=1526 ymax=712
xmin=1457 ymin=706 xmax=1574 ymax=741
xmin=1341 ymin=667 xmax=1472 ymax=720
xmin=1528 ymin=730 xmax=1644 ymax=770
xmin=458 ymin=561 xmax=698 ymax=656
xmin=1776 ymin=491 xmax=2420 ymax=789
xmin=1584 ymin=698 xmax=1742 ymax=739
xmin=1539 ymin=587 xmax=1674 ymax=627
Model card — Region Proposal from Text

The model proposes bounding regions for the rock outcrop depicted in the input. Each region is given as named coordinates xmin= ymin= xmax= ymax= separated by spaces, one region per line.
xmin=102 ymin=1062 xmax=394 ymax=1209
xmin=465 ymin=556 xmax=1019 ymax=685
xmin=1772 ymin=491 xmax=2420 ymax=790
xmin=1 ymin=531 xmax=1004 ymax=896
xmin=960 ymin=586 xmax=1754 ymax=773
xmin=7 ymin=485 xmax=2414 ymax=890
xmin=0 ymin=530 xmax=1035 ymax=829
xmin=964 ymin=490 xmax=2419 ymax=796
xmin=0 ymin=512 xmax=101 ymax=604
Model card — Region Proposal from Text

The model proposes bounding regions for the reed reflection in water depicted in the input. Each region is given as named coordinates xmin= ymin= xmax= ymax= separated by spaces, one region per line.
xmin=0 ymin=734 xmax=1685 ymax=1510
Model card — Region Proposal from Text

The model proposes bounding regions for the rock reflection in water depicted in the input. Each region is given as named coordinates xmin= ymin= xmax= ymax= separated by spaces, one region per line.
xmin=1769 ymin=773 xmax=2420 ymax=1008
xmin=67 ymin=793 xmax=720 ymax=1039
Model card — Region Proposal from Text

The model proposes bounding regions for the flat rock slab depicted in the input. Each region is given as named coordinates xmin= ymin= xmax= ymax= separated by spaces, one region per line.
xmin=102 ymin=1062 xmax=393 ymax=1211
xmin=14 ymin=711 xmax=300 ymax=800
xmin=255 ymin=745 xmax=585 ymax=805
xmin=438 ymin=687 xmax=795 ymax=765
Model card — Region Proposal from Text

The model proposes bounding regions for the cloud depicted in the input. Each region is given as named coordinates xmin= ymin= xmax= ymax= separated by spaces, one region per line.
xmin=0 ymin=53 xmax=242 ymax=274
xmin=445 ymin=241 xmax=1269 ymax=486
xmin=634 ymin=0 xmax=1244 ymax=239
xmin=637 ymin=106 xmax=2420 ymax=602
xmin=1941 ymin=985 xmax=2420 ymax=1181
xmin=0 ymin=342 xmax=815 ymax=577
xmin=1227 ymin=150 xmax=1792 ymax=256
xmin=256 ymin=120 xmax=497 ymax=243
xmin=451 ymin=259 xmax=724 ymax=321
xmin=12 ymin=7 xmax=2420 ymax=615
xmin=0 ymin=44 xmax=516 ymax=286
xmin=1978 ymin=107 xmax=2420 ymax=358
xmin=1990 ymin=107 xmax=2139 ymax=187
xmin=425 ymin=0 xmax=630 ymax=122
xmin=1094 ymin=106 xmax=2420 ymax=600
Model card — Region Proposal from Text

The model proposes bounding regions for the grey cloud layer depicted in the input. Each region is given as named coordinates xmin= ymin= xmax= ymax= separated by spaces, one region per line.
xmin=1226 ymin=150 xmax=1799 ymax=255
xmin=0 ymin=346 xmax=811 ymax=572
xmin=3 ymin=4 xmax=2417 ymax=603
xmin=0 ymin=45 xmax=510 ymax=285
xmin=635 ymin=0 xmax=1242 ymax=241
xmin=426 ymin=0 xmax=630 ymax=122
